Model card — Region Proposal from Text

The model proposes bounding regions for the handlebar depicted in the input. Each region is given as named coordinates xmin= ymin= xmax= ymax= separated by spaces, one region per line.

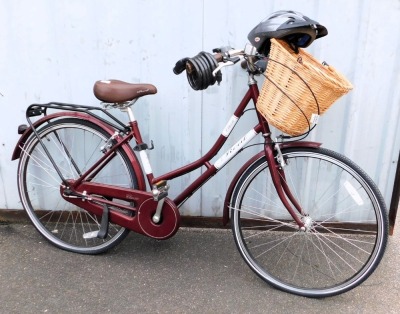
xmin=172 ymin=45 xmax=263 ymax=90
xmin=172 ymin=49 xmax=243 ymax=75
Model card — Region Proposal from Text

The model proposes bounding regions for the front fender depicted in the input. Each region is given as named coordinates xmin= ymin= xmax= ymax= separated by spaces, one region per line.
xmin=12 ymin=111 xmax=146 ymax=190
xmin=222 ymin=141 xmax=321 ymax=226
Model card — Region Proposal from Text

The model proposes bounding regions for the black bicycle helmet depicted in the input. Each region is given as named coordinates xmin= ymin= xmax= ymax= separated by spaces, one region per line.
xmin=248 ymin=10 xmax=328 ymax=54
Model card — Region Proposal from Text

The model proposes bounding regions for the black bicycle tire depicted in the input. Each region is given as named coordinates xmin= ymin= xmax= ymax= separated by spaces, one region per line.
xmin=230 ymin=147 xmax=388 ymax=297
xmin=18 ymin=118 xmax=137 ymax=254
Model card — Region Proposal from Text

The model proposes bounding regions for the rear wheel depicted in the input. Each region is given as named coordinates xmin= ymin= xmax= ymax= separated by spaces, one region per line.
xmin=18 ymin=118 xmax=137 ymax=254
xmin=231 ymin=147 xmax=388 ymax=297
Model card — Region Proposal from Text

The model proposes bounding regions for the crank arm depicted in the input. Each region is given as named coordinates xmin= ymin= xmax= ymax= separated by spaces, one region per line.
xmin=152 ymin=198 xmax=165 ymax=223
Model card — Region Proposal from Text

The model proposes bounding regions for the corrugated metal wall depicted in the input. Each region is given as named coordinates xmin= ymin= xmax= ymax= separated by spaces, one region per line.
xmin=1 ymin=0 xmax=399 ymax=217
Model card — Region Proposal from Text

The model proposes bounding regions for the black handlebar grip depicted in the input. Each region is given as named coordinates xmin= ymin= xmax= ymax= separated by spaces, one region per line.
xmin=173 ymin=58 xmax=189 ymax=75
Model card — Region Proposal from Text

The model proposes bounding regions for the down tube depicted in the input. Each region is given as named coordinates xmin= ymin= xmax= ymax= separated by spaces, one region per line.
xmin=174 ymin=128 xmax=260 ymax=207
xmin=153 ymin=88 xmax=255 ymax=184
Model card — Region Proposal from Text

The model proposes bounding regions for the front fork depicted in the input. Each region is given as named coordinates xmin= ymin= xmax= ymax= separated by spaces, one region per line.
xmin=264 ymin=139 xmax=306 ymax=230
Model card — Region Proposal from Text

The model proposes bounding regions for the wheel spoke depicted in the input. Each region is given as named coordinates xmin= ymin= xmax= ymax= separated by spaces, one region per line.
xmin=18 ymin=119 xmax=137 ymax=254
xmin=231 ymin=148 xmax=387 ymax=297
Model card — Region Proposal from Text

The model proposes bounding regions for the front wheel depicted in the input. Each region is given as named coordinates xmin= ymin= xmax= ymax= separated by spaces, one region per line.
xmin=230 ymin=147 xmax=388 ymax=297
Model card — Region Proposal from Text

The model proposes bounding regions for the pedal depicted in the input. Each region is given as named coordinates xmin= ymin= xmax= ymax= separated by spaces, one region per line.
xmin=83 ymin=230 xmax=99 ymax=239
xmin=152 ymin=180 xmax=169 ymax=201
xmin=82 ymin=204 xmax=109 ymax=239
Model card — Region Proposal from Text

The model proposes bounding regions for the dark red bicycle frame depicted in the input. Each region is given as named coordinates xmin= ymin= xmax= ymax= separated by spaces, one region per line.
xmin=153 ymin=85 xmax=263 ymax=206
xmin=107 ymin=82 xmax=313 ymax=229
xmin=14 ymin=82 xmax=320 ymax=233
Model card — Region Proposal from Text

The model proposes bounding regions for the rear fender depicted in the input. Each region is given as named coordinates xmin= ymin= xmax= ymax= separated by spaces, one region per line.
xmin=12 ymin=111 xmax=146 ymax=190
xmin=222 ymin=141 xmax=321 ymax=225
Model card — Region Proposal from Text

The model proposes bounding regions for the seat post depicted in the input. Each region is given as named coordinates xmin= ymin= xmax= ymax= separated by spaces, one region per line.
xmin=122 ymin=105 xmax=137 ymax=123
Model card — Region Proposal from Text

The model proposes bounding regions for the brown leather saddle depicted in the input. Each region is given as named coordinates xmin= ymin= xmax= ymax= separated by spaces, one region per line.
xmin=93 ymin=80 xmax=157 ymax=103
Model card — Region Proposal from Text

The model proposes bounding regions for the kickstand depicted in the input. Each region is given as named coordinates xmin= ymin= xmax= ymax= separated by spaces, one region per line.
xmin=97 ymin=204 xmax=109 ymax=239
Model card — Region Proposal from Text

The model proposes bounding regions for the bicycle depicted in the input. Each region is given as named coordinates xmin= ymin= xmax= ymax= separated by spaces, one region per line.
xmin=12 ymin=39 xmax=388 ymax=298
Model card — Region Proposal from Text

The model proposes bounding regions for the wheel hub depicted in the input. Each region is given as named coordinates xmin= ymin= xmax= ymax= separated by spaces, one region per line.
xmin=301 ymin=215 xmax=314 ymax=232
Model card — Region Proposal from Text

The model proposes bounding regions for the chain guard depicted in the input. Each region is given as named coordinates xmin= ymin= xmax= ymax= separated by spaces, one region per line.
xmin=61 ymin=181 xmax=180 ymax=240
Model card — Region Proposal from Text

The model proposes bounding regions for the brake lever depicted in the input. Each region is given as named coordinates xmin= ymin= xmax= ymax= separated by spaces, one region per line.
xmin=212 ymin=56 xmax=243 ymax=77
xmin=212 ymin=61 xmax=234 ymax=77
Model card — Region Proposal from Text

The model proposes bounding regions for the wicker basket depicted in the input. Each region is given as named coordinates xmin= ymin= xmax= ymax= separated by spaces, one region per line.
xmin=256 ymin=38 xmax=353 ymax=136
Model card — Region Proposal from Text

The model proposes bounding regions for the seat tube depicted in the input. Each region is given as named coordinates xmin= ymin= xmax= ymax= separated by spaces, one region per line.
xmin=125 ymin=107 xmax=155 ymax=184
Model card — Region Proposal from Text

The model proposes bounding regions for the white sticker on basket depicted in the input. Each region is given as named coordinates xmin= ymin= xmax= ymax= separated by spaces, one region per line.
xmin=310 ymin=114 xmax=320 ymax=125
xmin=344 ymin=180 xmax=364 ymax=206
